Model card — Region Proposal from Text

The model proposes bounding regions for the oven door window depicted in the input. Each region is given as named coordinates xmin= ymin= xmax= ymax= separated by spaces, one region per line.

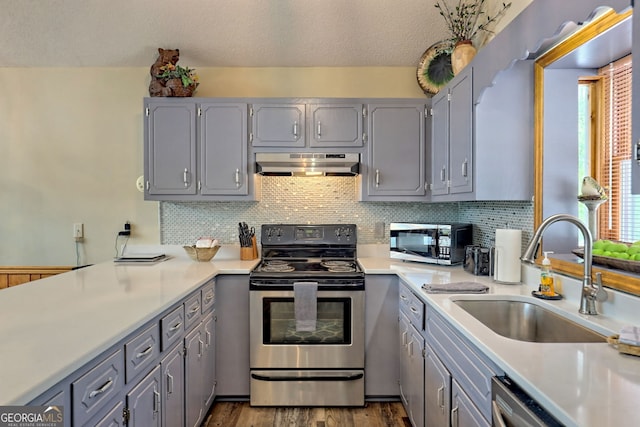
xmin=263 ymin=297 xmax=352 ymax=345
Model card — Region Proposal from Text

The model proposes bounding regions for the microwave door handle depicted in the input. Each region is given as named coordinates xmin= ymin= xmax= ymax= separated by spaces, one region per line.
xmin=398 ymin=246 xmax=425 ymax=258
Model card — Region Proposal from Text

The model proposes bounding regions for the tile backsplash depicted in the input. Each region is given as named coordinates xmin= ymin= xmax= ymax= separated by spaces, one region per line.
xmin=161 ymin=176 xmax=533 ymax=251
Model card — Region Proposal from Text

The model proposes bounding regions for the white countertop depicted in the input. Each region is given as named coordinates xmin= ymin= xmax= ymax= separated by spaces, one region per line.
xmin=0 ymin=245 xmax=259 ymax=405
xmin=359 ymin=257 xmax=640 ymax=427
xmin=1 ymin=247 xmax=638 ymax=427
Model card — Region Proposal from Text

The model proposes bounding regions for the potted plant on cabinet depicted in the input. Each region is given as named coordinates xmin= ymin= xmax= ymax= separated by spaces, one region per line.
xmin=434 ymin=0 xmax=511 ymax=75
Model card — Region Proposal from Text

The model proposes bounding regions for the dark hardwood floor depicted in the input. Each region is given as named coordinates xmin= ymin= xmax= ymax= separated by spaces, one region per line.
xmin=203 ymin=401 xmax=411 ymax=427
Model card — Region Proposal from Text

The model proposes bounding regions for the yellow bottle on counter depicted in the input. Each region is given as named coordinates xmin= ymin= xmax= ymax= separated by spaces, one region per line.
xmin=540 ymin=251 xmax=555 ymax=296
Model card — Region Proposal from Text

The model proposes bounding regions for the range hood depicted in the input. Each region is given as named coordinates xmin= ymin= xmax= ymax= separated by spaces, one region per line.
xmin=255 ymin=153 xmax=360 ymax=176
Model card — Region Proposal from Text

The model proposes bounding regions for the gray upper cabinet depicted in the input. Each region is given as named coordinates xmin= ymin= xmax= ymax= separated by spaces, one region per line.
xmin=144 ymin=98 xmax=256 ymax=201
xmin=360 ymin=102 xmax=428 ymax=201
xmin=308 ymin=104 xmax=363 ymax=147
xmin=250 ymin=103 xmax=305 ymax=147
xmin=200 ymin=103 xmax=248 ymax=196
xmin=145 ymin=101 xmax=197 ymax=196
xmin=430 ymin=67 xmax=473 ymax=198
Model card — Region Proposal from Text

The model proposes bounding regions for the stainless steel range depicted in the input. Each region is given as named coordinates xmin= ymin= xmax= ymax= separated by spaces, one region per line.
xmin=249 ymin=224 xmax=365 ymax=407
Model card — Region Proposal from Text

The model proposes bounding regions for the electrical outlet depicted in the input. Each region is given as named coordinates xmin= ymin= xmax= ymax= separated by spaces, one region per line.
xmin=73 ymin=223 xmax=84 ymax=240
xmin=119 ymin=221 xmax=131 ymax=236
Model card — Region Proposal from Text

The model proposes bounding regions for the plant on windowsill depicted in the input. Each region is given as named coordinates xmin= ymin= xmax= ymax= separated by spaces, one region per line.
xmin=434 ymin=0 xmax=511 ymax=74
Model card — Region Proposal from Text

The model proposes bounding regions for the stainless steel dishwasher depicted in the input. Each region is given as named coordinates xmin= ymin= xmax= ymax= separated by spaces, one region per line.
xmin=491 ymin=376 xmax=564 ymax=427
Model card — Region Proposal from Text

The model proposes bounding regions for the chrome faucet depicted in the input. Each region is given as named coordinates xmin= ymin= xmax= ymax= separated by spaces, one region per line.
xmin=521 ymin=214 xmax=608 ymax=315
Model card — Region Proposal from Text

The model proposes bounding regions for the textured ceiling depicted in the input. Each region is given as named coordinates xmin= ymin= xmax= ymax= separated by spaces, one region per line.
xmin=1 ymin=0 xmax=455 ymax=68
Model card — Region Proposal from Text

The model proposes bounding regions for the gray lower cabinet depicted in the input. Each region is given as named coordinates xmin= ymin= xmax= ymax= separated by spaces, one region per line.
xmin=398 ymin=281 xmax=425 ymax=427
xmin=361 ymin=102 xmax=428 ymax=201
xmin=161 ymin=344 xmax=184 ymax=427
xmin=32 ymin=279 xmax=216 ymax=427
xmin=93 ymin=401 xmax=125 ymax=427
xmin=215 ymin=275 xmax=250 ymax=397
xmin=424 ymin=344 xmax=450 ymax=427
xmin=364 ymin=275 xmax=399 ymax=397
xmin=451 ymin=379 xmax=489 ymax=427
xmin=126 ymin=365 xmax=162 ymax=427
xmin=425 ymin=306 xmax=502 ymax=426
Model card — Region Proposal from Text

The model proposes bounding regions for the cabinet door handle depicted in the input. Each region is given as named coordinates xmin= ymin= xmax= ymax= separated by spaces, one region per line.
xmin=167 ymin=372 xmax=174 ymax=394
xmin=199 ymin=339 xmax=204 ymax=357
xmin=136 ymin=346 xmax=153 ymax=359
xmin=293 ymin=121 xmax=299 ymax=139
xmin=437 ymin=385 xmax=445 ymax=411
xmin=401 ymin=330 xmax=407 ymax=346
xmin=462 ymin=159 xmax=468 ymax=177
xmin=183 ymin=168 xmax=189 ymax=187
xmin=375 ymin=169 xmax=380 ymax=187
xmin=440 ymin=166 xmax=446 ymax=182
xmin=317 ymin=121 xmax=322 ymax=138
xmin=169 ymin=321 xmax=182 ymax=332
xmin=89 ymin=378 xmax=113 ymax=398
xmin=451 ymin=406 xmax=459 ymax=427
xmin=235 ymin=168 xmax=241 ymax=187
xmin=153 ymin=390 xmax=160 ymax=413
xmin=206 ymin=330 xmax=212 ymax=346
xmin=407 ymin=339 xmax=414 ymax=356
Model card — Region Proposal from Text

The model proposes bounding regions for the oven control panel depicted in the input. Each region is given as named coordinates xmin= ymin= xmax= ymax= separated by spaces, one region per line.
xmin=261 ymin=224 xmax=356 ymax=245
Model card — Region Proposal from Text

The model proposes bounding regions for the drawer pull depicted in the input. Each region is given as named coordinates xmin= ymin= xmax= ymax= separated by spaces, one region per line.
xmin=169 ymin=321 xmax=182 ymax=332
xmin=89 ymin=378 xmax=113 ymax=398
xmin=400 ymin=294 xmax=408 ymax=301
xmin=204 ymin=293 xmax=214 ymax=304
xmin=410 ymin=306 xmax=419 ymax=314
xmin=136 ymin=346 xmax=153 ymax=359
xmin=188 ymin=305 xmax=200 ymax=316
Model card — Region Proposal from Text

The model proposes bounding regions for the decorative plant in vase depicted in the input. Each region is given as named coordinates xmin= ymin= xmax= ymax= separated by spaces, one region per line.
xmin=149 ymin=48 xmax=200 ymax=97
xmin=434 ymin=0 xmax=511 ymax=74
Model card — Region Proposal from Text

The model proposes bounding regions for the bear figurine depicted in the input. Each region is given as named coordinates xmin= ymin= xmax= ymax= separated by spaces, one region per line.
xmin=149 ymin=48 xmax=180 ymax=97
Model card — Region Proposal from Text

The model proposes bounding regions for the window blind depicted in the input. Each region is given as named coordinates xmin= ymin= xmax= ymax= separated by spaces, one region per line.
xmin=597 ymin=55 xmax=640 ymax=243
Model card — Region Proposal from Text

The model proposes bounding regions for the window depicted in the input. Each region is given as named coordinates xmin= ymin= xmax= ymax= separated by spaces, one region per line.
xmin=578 ymin=55 xmax=640 ymax=244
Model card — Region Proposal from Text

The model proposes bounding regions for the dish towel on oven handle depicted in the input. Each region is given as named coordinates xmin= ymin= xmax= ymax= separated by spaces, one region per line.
xmin=294 ymin=282 xmax=318 ymax=331
xmin=422 ymin=282 xmax=489 ymax=294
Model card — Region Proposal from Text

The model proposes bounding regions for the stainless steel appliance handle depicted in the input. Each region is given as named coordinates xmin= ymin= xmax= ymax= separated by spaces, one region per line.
xmin=492 ymin=401 xmax=508 ymax=427
xmin=251 ymin=372 xmax=364 ymax=382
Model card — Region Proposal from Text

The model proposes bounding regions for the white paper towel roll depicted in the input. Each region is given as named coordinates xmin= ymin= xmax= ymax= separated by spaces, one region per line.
xmin=494 ymin=229 xmax=522 ymax=283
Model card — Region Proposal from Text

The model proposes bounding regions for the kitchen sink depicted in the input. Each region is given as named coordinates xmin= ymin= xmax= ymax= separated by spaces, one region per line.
xmin=453 ymin=299 xmax=606 ymax=343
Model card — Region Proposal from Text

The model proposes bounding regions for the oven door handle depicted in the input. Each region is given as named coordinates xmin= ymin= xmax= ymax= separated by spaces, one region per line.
xmin=251 ymin=372 xmax=364 ymax=382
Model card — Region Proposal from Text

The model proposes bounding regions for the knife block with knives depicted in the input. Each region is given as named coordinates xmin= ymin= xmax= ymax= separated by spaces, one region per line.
xmin=239 ymin=222 xmax=258 ymax=260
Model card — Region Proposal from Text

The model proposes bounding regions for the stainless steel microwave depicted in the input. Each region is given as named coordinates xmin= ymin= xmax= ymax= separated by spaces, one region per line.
xmin=389 ymin=223 xmax=473 ymax=265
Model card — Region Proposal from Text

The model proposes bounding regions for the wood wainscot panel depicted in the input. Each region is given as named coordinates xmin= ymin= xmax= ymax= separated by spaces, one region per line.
xmin=0 ymin=266 xmax=74 ymax=289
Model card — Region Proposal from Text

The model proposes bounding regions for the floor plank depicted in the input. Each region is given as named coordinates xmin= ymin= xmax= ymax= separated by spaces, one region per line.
xmin=203 ymin=401 xmax=410 ymax=427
